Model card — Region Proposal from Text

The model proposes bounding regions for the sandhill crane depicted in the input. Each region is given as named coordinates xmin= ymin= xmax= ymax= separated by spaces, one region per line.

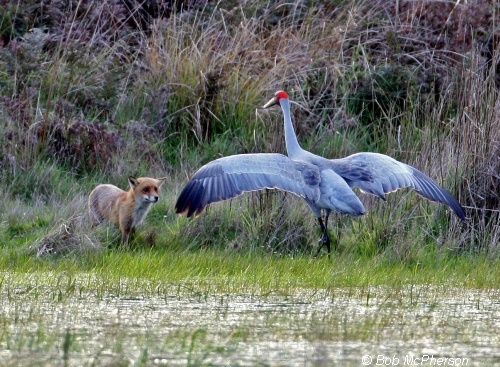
xmin=175 ymin=91 xmax=466 ymax=256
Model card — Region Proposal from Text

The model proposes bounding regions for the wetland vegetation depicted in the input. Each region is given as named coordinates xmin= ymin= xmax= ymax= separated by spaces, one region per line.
xmin=2 ymin=252 xmax=500 ymax=366
xmin=0 ymin=0 xmax=499 ymax=365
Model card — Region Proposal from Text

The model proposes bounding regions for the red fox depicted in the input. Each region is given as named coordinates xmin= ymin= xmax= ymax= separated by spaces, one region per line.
xmin=88 ymin=176 xmax=167 ymax=244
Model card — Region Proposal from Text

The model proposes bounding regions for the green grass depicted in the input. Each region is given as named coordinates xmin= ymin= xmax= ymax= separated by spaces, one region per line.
xmin=2 ymin=246 xmax=499 ymax=296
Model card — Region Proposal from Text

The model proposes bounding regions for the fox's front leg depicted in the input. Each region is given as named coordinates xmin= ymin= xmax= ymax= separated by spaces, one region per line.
xmin=121 ymin=230 xmax=130 ymax=245
xmin=119 ymin=218 xmax=133 ymax=245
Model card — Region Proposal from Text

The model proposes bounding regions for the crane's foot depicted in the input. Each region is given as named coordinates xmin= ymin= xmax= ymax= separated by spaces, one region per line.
xmin=314 ymin=233 xmax=331 ymax=258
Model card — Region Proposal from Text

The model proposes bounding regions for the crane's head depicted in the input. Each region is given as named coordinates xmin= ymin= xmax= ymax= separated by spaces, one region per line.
xmin=263 ymin=90 xmax=289 ymax=108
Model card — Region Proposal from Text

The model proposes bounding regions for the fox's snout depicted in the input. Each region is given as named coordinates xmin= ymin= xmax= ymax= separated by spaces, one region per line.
xmin=142 ymin=194 xmax=159 ymax=203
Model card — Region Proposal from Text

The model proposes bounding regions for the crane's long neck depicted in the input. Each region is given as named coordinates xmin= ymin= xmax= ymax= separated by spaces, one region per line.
xmin=280 ymin=98 xmax=302 ymax=158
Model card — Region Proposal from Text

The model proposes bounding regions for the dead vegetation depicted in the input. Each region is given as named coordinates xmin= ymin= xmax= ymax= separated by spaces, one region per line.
xmin=28 ymin=213 xmax=102 ymax=257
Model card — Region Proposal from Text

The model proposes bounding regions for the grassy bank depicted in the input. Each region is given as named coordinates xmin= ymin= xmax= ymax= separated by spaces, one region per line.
xmin=2 ymin=246 xmax=500 ymax=295
xmin=0 ymin=0 xmax=499 ymax=265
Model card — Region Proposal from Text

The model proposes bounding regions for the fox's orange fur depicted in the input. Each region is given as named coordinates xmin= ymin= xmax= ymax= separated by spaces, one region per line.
xmin=88 ymin=176 xmax=167 ymax=244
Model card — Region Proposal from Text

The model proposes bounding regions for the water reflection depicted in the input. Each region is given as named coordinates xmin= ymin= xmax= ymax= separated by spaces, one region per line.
xmin=1 ymin=278 xmax=500 ymax=366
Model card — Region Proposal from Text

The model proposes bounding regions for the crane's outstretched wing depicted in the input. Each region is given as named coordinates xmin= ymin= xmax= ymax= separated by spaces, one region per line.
xmin=175 ymin=153 xmax=321 ymax=217
xmin=330 ymin=152 xmax=466 ymax=219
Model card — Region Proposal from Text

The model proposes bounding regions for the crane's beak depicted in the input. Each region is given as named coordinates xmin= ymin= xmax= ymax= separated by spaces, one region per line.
xmin=263 ymin=96 xmax=278 ymax=109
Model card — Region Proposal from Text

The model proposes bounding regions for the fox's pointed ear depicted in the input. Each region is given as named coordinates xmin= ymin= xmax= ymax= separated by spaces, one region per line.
xmin=128 ymin=176 xmax=139 ymax=188
xmin=156 ymin=177 xmax=167 ymax=187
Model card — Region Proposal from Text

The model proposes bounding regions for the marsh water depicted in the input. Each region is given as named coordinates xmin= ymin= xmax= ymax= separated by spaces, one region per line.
xmin=2 ymin=274 xmax=500 ymax=366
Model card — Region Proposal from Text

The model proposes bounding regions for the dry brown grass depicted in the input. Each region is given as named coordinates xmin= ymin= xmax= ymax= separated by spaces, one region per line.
xmin=28 ymin=213 xmax=102 ymax=257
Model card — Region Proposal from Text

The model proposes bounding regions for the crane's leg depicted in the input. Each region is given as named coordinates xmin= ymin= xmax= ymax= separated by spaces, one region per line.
xmin=315 ymin=210 xmax=331 ymax=257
